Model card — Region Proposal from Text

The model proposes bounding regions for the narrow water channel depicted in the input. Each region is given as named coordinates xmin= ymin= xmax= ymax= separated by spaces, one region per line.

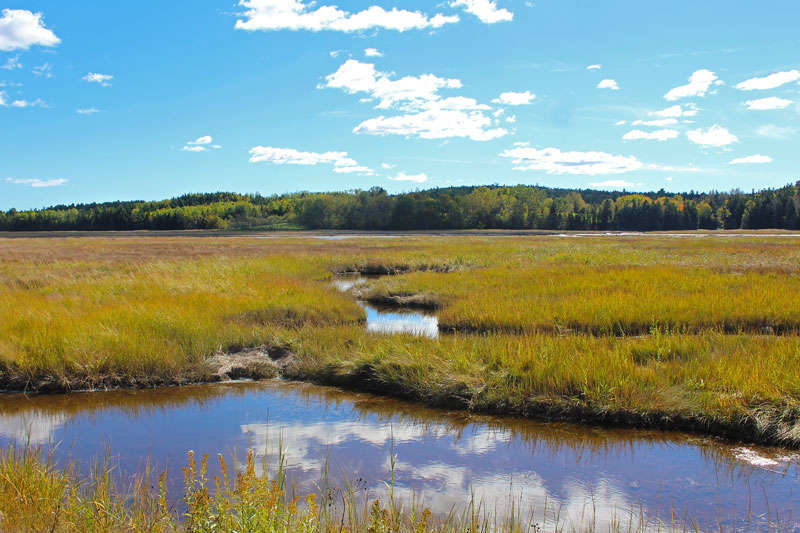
xmin=332 ymin=273 xmax=439 ymax=338
xmin=0 ymin=381 xmax=797 ymax=531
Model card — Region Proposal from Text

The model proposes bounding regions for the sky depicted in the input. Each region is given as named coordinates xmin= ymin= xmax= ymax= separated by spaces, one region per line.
xmin=1 ymin=1 xmax=799 ymax=210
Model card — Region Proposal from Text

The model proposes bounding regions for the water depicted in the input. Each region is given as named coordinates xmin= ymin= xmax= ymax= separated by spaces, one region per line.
xmin=0 ymin=381 xmax=797 ymax=531
xmin=332 ymin=273 xmax=439 ymax=338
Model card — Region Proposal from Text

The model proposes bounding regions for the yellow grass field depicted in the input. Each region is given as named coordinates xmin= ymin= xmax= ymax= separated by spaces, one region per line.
xmin=1 ymin=234 xmax=799 ymax=446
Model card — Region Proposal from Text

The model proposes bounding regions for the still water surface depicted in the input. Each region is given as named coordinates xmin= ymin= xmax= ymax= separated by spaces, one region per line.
xmin=0 ymin=380 xmax=798 ymax=531
xmin=332 ymin=273 xmax=440 ymax=338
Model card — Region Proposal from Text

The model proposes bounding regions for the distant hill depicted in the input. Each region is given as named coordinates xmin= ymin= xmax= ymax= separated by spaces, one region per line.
xmin=2 ymin=182 xmax=799 ymax=232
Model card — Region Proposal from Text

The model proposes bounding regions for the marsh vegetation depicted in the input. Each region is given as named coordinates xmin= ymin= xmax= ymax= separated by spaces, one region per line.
xmin=2 ymin=234 xmax=800 ymax=530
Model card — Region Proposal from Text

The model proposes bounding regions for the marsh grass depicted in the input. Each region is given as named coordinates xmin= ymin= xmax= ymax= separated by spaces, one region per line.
xmin=2 ymin=235 xmax=800 ymax=444
xmin=0 ymin=443 xmax=705 ymax=533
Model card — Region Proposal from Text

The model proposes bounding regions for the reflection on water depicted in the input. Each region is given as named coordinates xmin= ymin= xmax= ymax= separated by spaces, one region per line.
xmin=331 ymin=273 xmax=440 ymax=338
xmin=0 ymin=380 xmax=798 ymax=531
xmin=363 ymin=304 xmax=439 ymax=338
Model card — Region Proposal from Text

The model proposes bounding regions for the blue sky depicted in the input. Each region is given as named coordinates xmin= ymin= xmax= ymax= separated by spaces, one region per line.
xmin=1 ymin=1 xmax=799 ymax=210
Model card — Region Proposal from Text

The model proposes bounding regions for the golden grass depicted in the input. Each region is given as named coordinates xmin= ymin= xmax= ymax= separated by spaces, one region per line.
xmin=1 ymin=234 xmax=800 ymax=444
xmin=0 ymin=444 xmax=693 ymax=532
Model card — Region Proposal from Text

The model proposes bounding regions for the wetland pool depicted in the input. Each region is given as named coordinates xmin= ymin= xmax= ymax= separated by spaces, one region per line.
xmin=0 ymin=380 xmax=798 ymax=531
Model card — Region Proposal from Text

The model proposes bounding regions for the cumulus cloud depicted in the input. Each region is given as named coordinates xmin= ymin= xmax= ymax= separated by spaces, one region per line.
xmin=744 ymin=97 xmax=793 ymax=110
xmin=248 ymin=145 xmax=372 ymax=174
xmin=588 ymin=180 xmax=634 ymax=188
xmin=729 ymin=154 xmax=772 ymax=165
xmin=756 ymin=124 xmax=796 ymax=139
xmin=649 ymin=104 xmax=698 ymax=118
xmin=736 ymin=70 xmax=800 ymax=91
xmin=76 ymin=107 xmax=100 ymax=115
xmin=449 ymin=0 xmax=512 ymax=23
xmin=586 ymin=64 xmax=601 ymax=70
xmin=355 ymin=108 xmax=506 ymax=141
xmin=235 ymin=0 xmax=459 ymax=33
xmin=182 ymin=136 xmax=221 ymax=152
xmin=5 ymin=177 xmax=66 ymax=187
xmin=1 ymin=55 xmax=21 ymax=70
xmin=631 ymin=118 xmax=678 ymax=127
xmin=597 ymin=79 xmax=618 ymax=90
xmin=664 ymin=69 xmax=717 ymax=100
xmin=500 ymin=146 xmax=643 ymax=175
xmin=622 ymin=129 xmax=679 ymax=141
xmin=325 ymin=59 xmax=505 ymax=141
xmin=0 ymin=9 xmax=60 ymax=51
xmin=686 ymin=124 xmax=738 ymax=147
xmin=364 ymin=48 xmax=382 ymax=57
xmin=388 ymin=171 xmax=427 ymax=183
xmin=325 ymin=60 xmax=463 ymax=109
xmin=82 ymin=73 xmax=113 ymax=87
xmin=492 ymin=90 xmax=535 ymax=105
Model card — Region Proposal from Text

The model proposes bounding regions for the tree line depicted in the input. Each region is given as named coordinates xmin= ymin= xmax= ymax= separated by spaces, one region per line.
xmin=2 ymin=183 xmax=799 ymax=232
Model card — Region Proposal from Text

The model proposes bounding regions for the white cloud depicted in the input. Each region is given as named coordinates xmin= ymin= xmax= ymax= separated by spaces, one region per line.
xmin=325 ymin=60 xmax=504 ymax=141
xmin=614 ymin=120 xmax=626 ymax=126
xmin=1 ymin=54 xmax=21 ymax=70
xmin=588 ymin=180 xmax=634 ymax=188
xmin=744 ymin=97 xmax=793 ymax=110
xmin=10 ymin=98 xmax=46 ymax=108
xmin=355 ymin=108 xmax=506 ymax=141
xmin=0 ymin=90 xmax=7 ymax=106
xmin=333 ymin=165 xmax=373 ymax=174
xmin=187 ymin=135 xmax=213 ymax=146
xmin=183 ymin=136 xmax=221 ymax=152
xmin=649 ymin=104 xmax=698 ymax=118
xmin=0 ymin=9 xmax=60 ymax=51
xmin=729 ymin=154 xmax=772 ymax=165
xmin=364 ymin=48 xmax=383 ymax=57
xmin=686 ymin=124 xmax=738 ymax=147
xmin=381 ymin=163 xmax=395 ymax=169
xmin=388 ymin=171 xmax=427 ymax=183
xmin=631 ymin=118 xmax=678 ymax=127
xmin=32 ymin=62 xmax=52 ymax=78
xmin=500 ymin=146 xmax=643 ymax=175
xmin=756 ymin=124 xmax=795 ymax=139
xmin=325 ymin=60 xmax=464 ymax=110
xmin=82 ymin=73 xmax=113 ymax=87
xmin=586 ymin=64 xmax=601 ymax=70
xmin=736 ymin=70 xmax=800 ymax=91
xmin=248 ymin=145 xmax=372 ymax=174
xmin=664 ymin=69 xmax=717 ymax=100
xmin=235 ymin=0 xmax=459 ymax=33
xmin=449 ymin=0 xmax=512 ymax=23
xmin=492 ymin=90 xmax=535 ymax=105
xmin=76 ymin=107 xmax=100 ymax=115
xmin=5 ymin=177 xmax=66 ymax=187
xmin=597 ymin=79 xmax=618 ymax=90
xmin=622 ymin=129 xmax=679 ymax=141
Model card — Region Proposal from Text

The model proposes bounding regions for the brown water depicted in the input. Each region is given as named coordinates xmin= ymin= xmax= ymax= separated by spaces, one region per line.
xmin=0 ymin=380 xmax=798 ymax=531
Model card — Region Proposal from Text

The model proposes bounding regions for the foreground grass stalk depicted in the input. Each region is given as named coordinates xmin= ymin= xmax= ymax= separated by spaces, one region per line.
xmin=1 ymin=444 xmax=703 ymax=532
